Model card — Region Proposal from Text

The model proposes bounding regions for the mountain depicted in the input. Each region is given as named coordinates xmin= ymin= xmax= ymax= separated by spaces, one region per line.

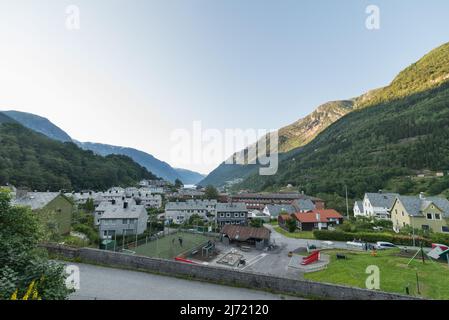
xmin=234 ymin=42 xmax=449 ymax=200
xmin=2 ymin=110 xmax=205 ymax=184
xmin=174 ymin=168 xmax=206 ymax=185
xmin=200 ymin=98 xmax=356 ymax=187
xmin=201 ymin=42 xmax=449 ymax=188
xmin=74 ymin=141 xmax=181 ymax=183
xmin=0 ymin=112 xmax=16 ymax=125
xmin=0 ymin=122 xmax=157 ymax=191
xmin=3 ymin=110 xmax=72 ymax=142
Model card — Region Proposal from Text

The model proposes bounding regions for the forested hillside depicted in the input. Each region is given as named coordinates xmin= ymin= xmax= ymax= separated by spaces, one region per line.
xmin=238 ymin=82 xmax=449 ymax=202
xmin=203 ymin=42 xmax=449 ymax=193
xmin=0 ymin=123 xmax=157 ymax=191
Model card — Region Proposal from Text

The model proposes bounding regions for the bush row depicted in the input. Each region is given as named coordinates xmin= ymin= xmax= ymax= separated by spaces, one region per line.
xmin=313 ymin=230 xmax=437 ymax=247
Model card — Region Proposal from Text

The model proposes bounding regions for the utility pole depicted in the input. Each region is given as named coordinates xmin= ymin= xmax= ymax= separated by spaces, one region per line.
xmin=122 ymin=229 xmax=126 ymax=251
xmin=345 ymin=185 xmax=349 ymax=219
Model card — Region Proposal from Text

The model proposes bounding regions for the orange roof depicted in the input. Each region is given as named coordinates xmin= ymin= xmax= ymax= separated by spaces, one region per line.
xmin=292 ymin=209 xmax=343 ymax=223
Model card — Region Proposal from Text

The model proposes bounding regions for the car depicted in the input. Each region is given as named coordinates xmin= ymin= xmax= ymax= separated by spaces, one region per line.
xmin=374 ymin=241 xmax=397 ymax=250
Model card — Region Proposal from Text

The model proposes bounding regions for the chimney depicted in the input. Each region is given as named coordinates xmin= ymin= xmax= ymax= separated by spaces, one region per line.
xmin=419 ymin=192 xmax=425 ymax=200
xmin=378 ymin=189 xmax=383 ymax=194
xmin=123 ymin=202 xmax=128 ymax=209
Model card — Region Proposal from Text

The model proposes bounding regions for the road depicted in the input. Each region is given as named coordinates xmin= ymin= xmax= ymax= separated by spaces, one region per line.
xmin=68 ymin=263 xmax=299 ymax=300
xmin=264 ymin=224 xmax=431 ymax=252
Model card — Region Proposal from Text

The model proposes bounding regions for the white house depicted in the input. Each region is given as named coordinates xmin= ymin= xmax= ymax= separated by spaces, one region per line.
xmin=355 ymin=192 xmax=399 ymax=219
xmin=98 ymin=202 xmax=148 ymax=240
xmin=353 ymin=201 xmax=363 ymax=217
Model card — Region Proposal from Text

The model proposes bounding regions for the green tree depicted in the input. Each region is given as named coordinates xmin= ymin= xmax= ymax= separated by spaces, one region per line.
xmin=204 ymin=185 xmax=219 ymax=200
xmin=286 ymin=218 xmax=297 ymax=233
xmin=174 ymin=179 xmax=184 ymax=189
xmin=250 ymin=218 xmax=264 ymax=228
xmin=0 ymin=189 xmax=72 ymax=299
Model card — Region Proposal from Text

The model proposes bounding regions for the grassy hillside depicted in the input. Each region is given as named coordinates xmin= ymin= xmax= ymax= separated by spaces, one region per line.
xmin=0 ymin=123 xmax=157 ymax=191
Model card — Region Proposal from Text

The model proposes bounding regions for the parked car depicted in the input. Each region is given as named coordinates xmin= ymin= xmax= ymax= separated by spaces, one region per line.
xmin=374 ymin=241 xmax=397 ymax=250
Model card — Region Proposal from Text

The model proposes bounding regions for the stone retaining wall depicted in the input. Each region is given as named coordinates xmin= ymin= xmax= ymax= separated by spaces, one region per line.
xmin=42 ymin=243 xmax=421 ymax=300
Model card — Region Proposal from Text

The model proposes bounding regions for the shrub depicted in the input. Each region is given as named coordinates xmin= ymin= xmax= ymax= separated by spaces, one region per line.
xmin=313 ymin=230 xmax=433 ymax=247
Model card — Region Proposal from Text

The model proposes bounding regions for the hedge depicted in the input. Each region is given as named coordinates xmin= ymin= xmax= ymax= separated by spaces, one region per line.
xmin=313 ymin=230 xmax=435 ymax=247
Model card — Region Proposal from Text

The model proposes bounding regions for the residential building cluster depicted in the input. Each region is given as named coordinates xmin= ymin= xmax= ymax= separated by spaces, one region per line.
xmin=354 ymin=191 xmax=449 ymax=234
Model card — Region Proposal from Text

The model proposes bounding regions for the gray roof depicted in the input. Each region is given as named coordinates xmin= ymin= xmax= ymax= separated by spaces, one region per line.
xmin=365 ymin=193 xmax=399 ymax=209
xmin=292 ymin=199 xmax=316 ymax=211
xmin=101 ymin=204 xmax=147 ymax=219
xmin=354 ymin=201 xmax=363 ymax=211
xmin=165 ymin=199 xmax=217 ymax=211
xmin=265 ymin=204 xmax=296 ymax=216
xmin=397 ymin=195 xmax=449 ymax=217
xmin=12 ymin=192 xmax=61 ymax=210
xmin=216 ymin=202 xmax=247 ymax=212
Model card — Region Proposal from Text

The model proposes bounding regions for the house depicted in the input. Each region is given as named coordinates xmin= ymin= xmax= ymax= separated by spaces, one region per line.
xmin=12 ymin=191 xmax=74 ymax=235
xmin=353 ymin=201 xmax=363 ymax=217
xmin=136 ymin=192 xmax=162 ymax=209
xmin=94 ymin=198 xmax=137 ymax=226
xmin=247 ymin=210 xmax=271 ymax=222
xmin=231 ymin=192 xmax=325 ymax=211
xmin=291 ymin=209 xmax=343 ymax=231
xmin=263 ymin=204 xmax=296 ymax=218
xmin=98 ymin=202 xmax=148 ymax=239
xmin=277 ymin=214 xmax=292 ymax=229
xmin=221 ymin=224 xmax=270 ymax=249
xmin=391 ymin=194 xmax=449 ymax=233
xmin=216 ymin=202 xmax=248 ymax=226
xmin=164 ymin=199 xmax=217 ymax=224
xmin=357 ymin=192 xmax=399 ymax=219
xmin=292 ymin=199 xmax=317 ymax=212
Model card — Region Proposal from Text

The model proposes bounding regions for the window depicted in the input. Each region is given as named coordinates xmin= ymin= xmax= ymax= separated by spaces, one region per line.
xmin=401 ymin=211 xmax=404 ymax=217
xmin=442 ymin=226 xmax=449 ymax=233
xmin=220 ymin=213 xmax=224 ymax=217
xmin=422 ymin=225 xmax=430 ymax=231
xmin=427 ymin=213 xmax=433 ymax=220
xmin=435 ymin=214 xmax=441 ymax=220
xmin=226 ymin=213 xmax=231 ymax=217
xmin=240 ymin=213 xmax=245 ymax=217
xmin=234 ymin=213 xmax=239 ymax=218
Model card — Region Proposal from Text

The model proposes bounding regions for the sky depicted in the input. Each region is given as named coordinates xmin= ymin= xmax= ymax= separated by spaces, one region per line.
xmin=1 ymin=0 xmax=449 ymax=174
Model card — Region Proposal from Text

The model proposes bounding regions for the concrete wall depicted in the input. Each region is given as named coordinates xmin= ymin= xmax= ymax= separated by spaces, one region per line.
xmin=42 ymin=244 xmax=420 ymax=300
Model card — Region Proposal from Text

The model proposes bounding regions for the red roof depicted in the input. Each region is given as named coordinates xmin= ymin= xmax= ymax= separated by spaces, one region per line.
xmin=292 ymin=209 xmax=343 ymax=223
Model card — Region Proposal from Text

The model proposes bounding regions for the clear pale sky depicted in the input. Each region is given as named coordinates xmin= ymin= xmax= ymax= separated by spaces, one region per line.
xmin=1 ymin=0 xmax=449 ymax=174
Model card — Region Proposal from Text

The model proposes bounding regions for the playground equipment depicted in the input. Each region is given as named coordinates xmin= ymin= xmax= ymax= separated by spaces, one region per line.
xmin=202 ymin=241 xmax=215 ymax=258
xmin=301 ymin=250 xmax=320 ymax=265
xmin=174 ymin=257 xmax=197 ymax=264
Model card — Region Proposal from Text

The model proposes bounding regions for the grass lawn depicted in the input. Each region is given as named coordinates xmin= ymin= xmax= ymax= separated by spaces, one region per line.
xmin=133 ymin=232 xmax=214 ymax=260
xmin=304 ymin=249 xmax=449 ymax=299
xmin=273 ymin=226 xmax=315 ymax=239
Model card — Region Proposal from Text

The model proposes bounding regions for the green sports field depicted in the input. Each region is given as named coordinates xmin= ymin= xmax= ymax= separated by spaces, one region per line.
xmin=134 ymin=232 xmax=214 ymax=260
